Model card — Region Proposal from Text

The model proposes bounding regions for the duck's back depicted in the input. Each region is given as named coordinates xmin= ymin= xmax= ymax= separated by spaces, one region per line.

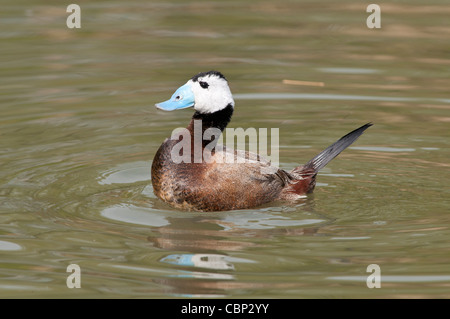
xmin=151 ymin=139 xmax=293 ymax=211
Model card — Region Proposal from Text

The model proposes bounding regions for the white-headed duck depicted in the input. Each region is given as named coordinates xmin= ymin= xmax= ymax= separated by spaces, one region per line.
xmin=152 ymin=71 xmax=371 ymax=212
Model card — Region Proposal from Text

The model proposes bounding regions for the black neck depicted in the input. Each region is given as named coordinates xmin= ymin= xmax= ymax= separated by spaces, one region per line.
xmin=192 ymin=103 xmax=234 ymax=132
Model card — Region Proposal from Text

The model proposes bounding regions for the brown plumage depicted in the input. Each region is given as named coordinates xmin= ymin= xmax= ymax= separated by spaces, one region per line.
xmin=151 ymin=71 xmax=372 ymax=212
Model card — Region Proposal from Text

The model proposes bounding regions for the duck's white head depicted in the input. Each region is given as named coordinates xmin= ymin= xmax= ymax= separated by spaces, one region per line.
xmin=156 ymin=71 xmax=234 ymax=114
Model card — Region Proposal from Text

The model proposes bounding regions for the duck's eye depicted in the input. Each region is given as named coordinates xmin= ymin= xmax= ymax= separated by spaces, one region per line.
xmin=175 ymin=95 xmax=181 ymax=101
xmin=199 ymin=81 xmax=209 ymax=89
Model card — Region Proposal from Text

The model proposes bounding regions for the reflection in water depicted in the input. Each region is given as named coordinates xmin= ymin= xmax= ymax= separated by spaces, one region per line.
xmin=146 ymin=210 xmax=326 ymax=296
xmin=98 ymin=161 xmax=151 ymax=185
xmin=98 ymin=162 xmax=331 ymax=296
xmin=161 ymin=254 xmax=236 ymax=270
xmin=147 ymin=211 xmax=325 ymax=251
xmin=101 ymin=204 xmax=170 ymax=227
xmin=157 ymin=253 xmax=264 ymax=296
xmin=0 ymin=240 xmax=22 ymax=251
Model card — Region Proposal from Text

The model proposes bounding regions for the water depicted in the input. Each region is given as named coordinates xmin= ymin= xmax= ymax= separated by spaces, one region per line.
xmin=1 ymin=0 xmax=449 ymax=298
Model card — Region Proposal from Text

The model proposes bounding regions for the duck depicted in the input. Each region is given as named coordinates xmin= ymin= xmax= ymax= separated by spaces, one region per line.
xmin=152 ymin=71 xmax=372 ymax=212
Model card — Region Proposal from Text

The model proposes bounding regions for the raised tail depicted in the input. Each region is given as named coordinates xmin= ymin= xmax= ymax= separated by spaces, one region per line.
xmin=282 ymin=123 xmax=372 ymax=196
xmin=303 ymin=122 xmax=373 ymax=173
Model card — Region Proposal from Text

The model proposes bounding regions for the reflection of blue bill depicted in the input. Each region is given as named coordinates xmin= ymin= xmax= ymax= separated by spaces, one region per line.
xmin=160 ymin=254 xmax=235 ymax=270
xmin=161 ymin=254 xmax=196 ymax=267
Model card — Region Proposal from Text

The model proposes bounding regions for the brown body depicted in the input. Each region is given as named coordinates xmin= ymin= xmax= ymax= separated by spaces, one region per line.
xmin=151 ymin=118 xmax=316 ymax=212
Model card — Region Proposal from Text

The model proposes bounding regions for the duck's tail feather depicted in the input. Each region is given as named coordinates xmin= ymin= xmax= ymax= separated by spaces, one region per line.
xmin=301 ymin=123 xmax=373 ymax=174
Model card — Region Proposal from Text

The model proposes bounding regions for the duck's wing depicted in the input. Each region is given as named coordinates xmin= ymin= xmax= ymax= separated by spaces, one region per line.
xmin=182 ymin=146 xmax=292 ymax=211
xmin=153 ymin=141 xmax=293 ymax=212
